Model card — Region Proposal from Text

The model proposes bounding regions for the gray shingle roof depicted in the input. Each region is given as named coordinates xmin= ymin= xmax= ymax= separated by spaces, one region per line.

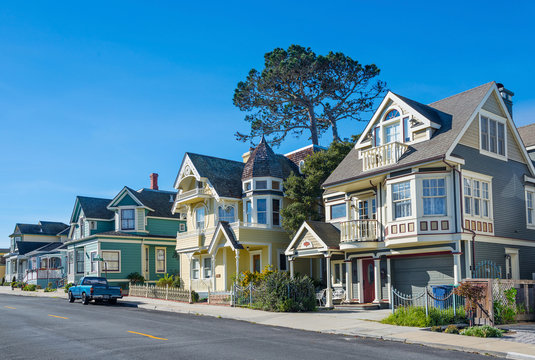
xmin=323 ymin=82 xmax=494 ymax=187
xmin=186 ymin=153 xmax=245 ymax=199
xmin=125 ymin=187 xmax=180 ymax=219
xmin=77 ymin=196 xmax=114 ymax=219
xmin=518 ymin=123 xmax=535 ymax=148
xmin=91 ymin=231 xmax=175 ymax=239
xmin=242 ymin=136 xmax=299 ymax=180
xmin=25 ymin=242 xmax=64 ymax=256
xmin=305 ymin=221 xmax=340 ymax=248
xmin=11 ymin=221 xmax=69 ymax=237
xmin=16 ymin=242 xmax=51 ymax=255
xmin=211 ymin=221 xmax=244 ymax=250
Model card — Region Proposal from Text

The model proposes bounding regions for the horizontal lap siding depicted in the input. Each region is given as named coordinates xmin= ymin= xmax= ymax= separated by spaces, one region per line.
xmin=475 ymin=242 xmax=535 ymax=279
xmin=391 ymin=255 xmax=454 ymax=296
xmin=84 ymin=243 xmax=98 ymax=275
xmin=100 ymin=241 xmax=141 ymax=282
xmin=146 ymin=218 xmax=182 ymax=237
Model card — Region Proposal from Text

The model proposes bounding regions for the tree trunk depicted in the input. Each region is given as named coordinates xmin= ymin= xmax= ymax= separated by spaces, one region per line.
xmin=307 ymin=107 xmax=319 ymax=146
xmin=330 ymin=120 xmax=341 ymax=142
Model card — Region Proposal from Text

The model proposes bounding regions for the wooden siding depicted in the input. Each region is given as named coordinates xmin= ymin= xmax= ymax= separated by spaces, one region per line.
xmin=507 ymin=124 xmax=524 ymax=163
xmin=146 ymin=218 xmax=182 ymax=237
xmin=475 ymin=242 xmax=535 ymax=280
xmin=296 ymin=231 xmax=322 ymax=250
xmin=482 ymin=92 xmax=507 ymax=118
xmin=100 ymin=241 xmax=141 ymax=281
xmin=84 ymin=243 xmax=98 ymax=275
xmin=459 ymin=116 xmax=479 ymax=149
xmin=391 ymin=255 xmax=454 ymax=295
xmin=136 ymin=208 xmax=145 ymax=232
xmin=116 ymin=194 xmax=138 ymax=207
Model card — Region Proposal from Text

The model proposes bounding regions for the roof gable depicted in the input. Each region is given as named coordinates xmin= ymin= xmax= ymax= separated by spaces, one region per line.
xmin=285 ymin=221 xmax=340 ymax=255
xmin=70 ymin=196 xmax=114 ymax=223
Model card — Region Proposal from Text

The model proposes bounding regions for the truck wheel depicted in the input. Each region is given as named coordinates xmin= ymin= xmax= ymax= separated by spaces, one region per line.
xmin=68 ymin=292 xmax=75 ymax=303
xmin=109 ymin=298 xmax=117 ymax=305
xmin=81 ymin=292 xmax=89 ymax=305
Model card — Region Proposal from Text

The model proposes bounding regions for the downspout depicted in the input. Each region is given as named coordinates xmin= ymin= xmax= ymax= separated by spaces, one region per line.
xmin=443 ymin=158 xmax=477 ymax=278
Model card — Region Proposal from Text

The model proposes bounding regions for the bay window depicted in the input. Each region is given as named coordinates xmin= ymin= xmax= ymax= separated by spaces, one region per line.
xmin=257 ymin=199 xmax=267 ymax=224
xmin=272 ymin=199 xmax=280 ymax=226
xmin=392 ymin=181 xmax=411 ymax=219
xmin=246 ymin=200 xmax=252 ymax=223
xmin=423 ymin=178 xmax=446 ymax=215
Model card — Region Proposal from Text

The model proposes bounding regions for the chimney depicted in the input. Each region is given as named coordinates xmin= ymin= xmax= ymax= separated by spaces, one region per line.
xmin=150 ymin=173 xmax=159 ymax=190
xmin=242 ymin=147 xmax=254 ymax=163
xmin=496 ymin=83 xmax=514 ymax=117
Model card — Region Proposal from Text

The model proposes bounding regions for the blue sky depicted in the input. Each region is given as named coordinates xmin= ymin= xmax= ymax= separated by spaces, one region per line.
xmin=1 ymin=1 xmax=534 ymax=247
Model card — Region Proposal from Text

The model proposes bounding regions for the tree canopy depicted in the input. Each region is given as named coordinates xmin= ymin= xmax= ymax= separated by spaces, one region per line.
xmin=233 ymin=45 xmax=385 ymax=146
xmin=280 ymin=140 xmax=355 ymax=236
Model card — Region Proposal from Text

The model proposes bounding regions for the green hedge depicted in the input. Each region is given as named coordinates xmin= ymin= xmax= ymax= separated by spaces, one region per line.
xmin=253 ymin=271 xmax=316 ymax=312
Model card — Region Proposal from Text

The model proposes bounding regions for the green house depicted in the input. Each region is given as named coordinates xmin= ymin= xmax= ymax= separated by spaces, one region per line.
xmin=66 ymin=181 xmax=186 ymax=287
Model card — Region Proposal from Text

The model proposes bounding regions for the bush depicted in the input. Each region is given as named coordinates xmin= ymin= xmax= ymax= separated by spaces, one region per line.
xmin=382 ymin=306 xmax=467 ymax=327
xmin=430 ymin=326 xmax=441 ymax=332
xmin=44 ymin=287 xmax=56 ymax=292
xmin=127 ymin=272 xmax=145 ymax=285
xmin=191 ymin=290 xmax=199 ymax=303
xmin=64 ymin=283 xmax=75 ymax=293
xmin=156 ymin=273 xmax=179 ymax=288
xmin=253 ymin=271 xmax=316 ymax=312
xmin=445 ymin=325 xmax=459 ymax=334
xmin=22 ymin=284 xmax=37 ymax=291
xmin=461 ymin=325 xmax=504 ymax=338
xmin=494 ymin=287 xmax=517 ymax=324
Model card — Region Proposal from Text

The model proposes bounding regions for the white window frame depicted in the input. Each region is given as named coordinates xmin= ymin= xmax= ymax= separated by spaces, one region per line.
xmin=101 ymin=250 xmax=121 ymax=273
xmin=191 ymin=258 xmax=200 ymax=279
xmin=245 ymin=200 xmax=252 ymax=223
xmin=75 ymin=250 xmax=84 ymax=274
xmin=331 ymin=260 xmax=346 ymax=287
xmin=90 ymin=251 xmax=98 ymax=273
xmin=479 ymin=112 xmax=507 ymax=161
xmin=526 ymin=187 xmax=535 ymax=229
xmin=505 ymin=248 xmax=520 ymax=280
xmin=462 ymin=171 xmax=493 ymax=220
xmin=256 ymin=198 xmax=267 ymax=225
xmin=329 ymin=201 xmax=347 ymax=221
xmin=392 ymin=180 xmax=412 ymax=219
xmin=202 ymin=257 xmax=212 ymax=279
xmin=250 ymin=250 xmax=262 ymax=273
xmin=243 ymin=181 xmax=252 ymax=192
xmin=155 ymin=247 xmax=166 ymax=273
xmin=271 ymin=180 xmax=281 ymax=190
xmin=218 ymin=205 xmax=236 ymax=223
xmin=255 ymin=180 xmax=268 ymax=190
xmin=422 ymin=177 xmax=447 ymax=216
xmin=272 ymin=198 xmax=281 ymax=226
xmin=195 ymin=205 xmax=206 ymax=230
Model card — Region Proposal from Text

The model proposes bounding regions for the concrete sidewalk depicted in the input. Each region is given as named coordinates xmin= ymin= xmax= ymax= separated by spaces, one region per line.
xmin=2 ymin=286 xmax=535 ymax=358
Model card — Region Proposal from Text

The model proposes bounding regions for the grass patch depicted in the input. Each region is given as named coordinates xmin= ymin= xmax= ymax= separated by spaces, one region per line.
xmin=381 ymin=306 xmax=467 ymax=327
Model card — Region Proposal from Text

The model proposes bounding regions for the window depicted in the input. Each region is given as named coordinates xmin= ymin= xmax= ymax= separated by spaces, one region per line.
xmin=526 ymin=189 xmax=535 ymax=226
xmin=244 ymin=181 xmax=252 ymax=191
xmin=298 ymin=161 xmax=305 ymax=174
xmin=179 ymin=223 xmax=186 ymax=232
xmin=423 ymin=178 xmax=446 ymax=215
xmin=80 ymin=218 xmax=85 ymax=238
xmin=102 ymin=251 xmax=120 ymax=272
xmin=218 ymin=206 xmax=235 ymax=223
xmin=256 ymin=180 xmax=267 ymax=190
xmin=464 ymin=177 xmax=491 ymax=218
xmin=403 ymin=117 xmax=410 ymax=142
xmin=90 ymin=221 xmax=97 ymax=230
xmin=155 ymin=248 xmax=166 ymax=273
xmin=333 ymin=262 xmax=346 ymax=285
xmin=279 ymin=252 xmax=287 ymax=271
xmin=257 ymin=199 xmax=267 ymax=224
xmin=330 ymin=203 xmax=346 ymax=219
xmin=203 ymin=257 xmax=212 ymax=278
xmin=76 ymin=250 xmax=84 ymax=274
xmin=121 ymin=209 xmax=135 ymax=230
xmin=480 ymin=116 xmax=505 ymax=156
xmin=252 ymin=253 xmax=261 ymax=273
xmin=90 ymin=252 xmax=98 ymax=273
xmin=373 ymin=127 xmax=381 ymax=147
xmin=358 ymin=199 xmax=375 ymax=219
xmin=246 ymin=200 xmax=252 ymax=223
xmin=385 ymin=109 xmax=400 ymax=120
xmin=272 ymin=180 xmax=280 ymax=190
xmin=195 ymin=207 xmax=205 ymax=229
xmin=385 ymin=122 xmax=401 ymax=144
xmin=192 ymin=258 xmax=200 ymax=279
xmin=272 ymin=199 xmax=280 ymax=226
xmin=68 ymin=252 xmax=73 ymax=275
xmin=392 ymin=181 xmax=412 ymax=219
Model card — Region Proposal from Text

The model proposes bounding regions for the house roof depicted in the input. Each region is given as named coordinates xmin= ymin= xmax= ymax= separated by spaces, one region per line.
xmin=242 ymin=136 xmax=299 ymax=180
xmin=304 ymin=221 xmax=341 ymax=248
xmin=56 ymin=227 xmax=71 ymax=236
xmin=11 ymin=221 xmax=69 ymax=237
xmin=518 ymin=123 xmax=535 ymax=148
xmin=323 ymin=82 xmax=494 ymax=187
xmin=127 ymin=188 xmax=180 ymax=218
xmin=209 ymin=221 xmax=244 ymax=254
xmin=186 ymin=153 xmax=245 ymax=199
xmin=77 ymin=196 xmax=114 ymax=219
xmin=25 ymin=242 xmax=64 ymax=257
xmin=16 ymin=241 xmax=51 ymax=255
xmin=89 ymin=231 xmax=176 ymax=239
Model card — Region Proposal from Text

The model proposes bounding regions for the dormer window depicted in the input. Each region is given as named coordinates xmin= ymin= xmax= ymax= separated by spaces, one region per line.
xmin=121 ymin=209 xmax=135 ymax=230
xmin=244 ymin=181 xmax=252 ymax=191
xmin=372 ymin=108 xmax=411 ymax=147
xmin=480 ymin=115 xmax=506 ymax=157
xmin=385 ymin=123 xmax=401 ymax=143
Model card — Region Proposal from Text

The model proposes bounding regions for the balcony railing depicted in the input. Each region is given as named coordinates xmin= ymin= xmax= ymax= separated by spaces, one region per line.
xmin=340 ymin=219 xmax=378 ymax=242
xmin=361 ymin=142 xmax=408 ymax=171
xmin=176 ymin=188 xmax=209 ymax=202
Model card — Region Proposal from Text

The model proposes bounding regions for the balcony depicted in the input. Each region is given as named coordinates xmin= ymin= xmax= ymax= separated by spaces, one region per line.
xmin=361 ymin=142 xmax=408 ymax=171
xmin=176 ymin=188 xmax=210 ymax=203
xmin=340 ymin=219 xmax=378 ymax=243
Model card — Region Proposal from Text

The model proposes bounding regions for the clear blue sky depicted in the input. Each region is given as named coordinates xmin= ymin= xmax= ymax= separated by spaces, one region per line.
xmin=1 ymin=1 xmax=534 ymax=247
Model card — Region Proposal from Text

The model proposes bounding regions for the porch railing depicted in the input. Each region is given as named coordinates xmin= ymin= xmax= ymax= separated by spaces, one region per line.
xmin=340 ymin=219 xmax=378 ymax=242
xmin=176 ymin=188 xmax=209 ymax=201
xmin=361 ymin=142 xmax=408 ymax=171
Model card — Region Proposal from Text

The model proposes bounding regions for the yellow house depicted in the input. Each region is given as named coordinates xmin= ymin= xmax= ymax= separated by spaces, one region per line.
xmin=0 ymin=248 xmax=8 ymax=282
xmin=172 ymin=138 xmax=321 ymax=295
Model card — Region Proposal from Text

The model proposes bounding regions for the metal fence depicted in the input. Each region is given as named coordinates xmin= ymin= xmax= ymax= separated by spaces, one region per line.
xmin=473 ymin=260 xmax=502 ymax=279
xmin=129 ymin=284 xmax=190 ymax=302
xmin=391 ymin=286 xmax=465 ymax=317
xmin=231 ymin=282 xmax=313 ymax=307
xmin=231 ymin=283 xmax=257 ymax=307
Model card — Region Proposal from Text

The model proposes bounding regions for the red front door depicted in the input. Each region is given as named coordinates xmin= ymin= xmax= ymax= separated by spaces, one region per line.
xmin=362 ymin=259 xmax=375 ymax=303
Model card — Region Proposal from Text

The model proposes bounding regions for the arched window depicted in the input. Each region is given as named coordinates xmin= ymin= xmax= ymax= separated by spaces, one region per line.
xmin=385 ymin=109 xmax=400 ymax=121
xmin=218 ymin=206 xmax=235 ymax=223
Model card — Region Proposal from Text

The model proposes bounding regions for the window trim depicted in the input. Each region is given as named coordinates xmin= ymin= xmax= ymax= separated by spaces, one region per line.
xmin=462 ymin=170 xmax=493 ymax=221
xmin=191 ymin=258 xmax=200 ymax=280
xmin=250 ymin=250 xmax=262 ymax=273
xmin=202 ymin=257 xmax=212 ymax=279
xmin=329 ymin=202 xmax=347 ymax=221
xmin=90 ymin=251 xmax=98 ymax=273
xmin=331 ymin=260 xmax=346 ymax=287
xmin=422 ymin=177 xmax=447 ymax=216
xmin=101 ymin=250 xmax=121 ymax=273
xmin=272 ymin=198 xmax=281 ymax=226
xmin=392 ymin=180 xmax=412 ymax=220
xmin=194 ymin=205 xmax=206 ymax=230
xmin=179 ymin=223 xmax=186 ymax=232
xmin=155 ymin=247 xmax=166 ymax=273
xmin=256 ymin=198 xmax=267 ymax=225
xmin=217 ymin=205 xmax=236 ymax=223
xmin=526 ymin=187 xmax=535 ymax=229
xmin=120 ymin=208 xmax=136 ymax=231
xmin=479 ymin=112 xmax=508 ymax=161
xmin=277 ymin=249 xmax=288 ymax=271
xmin=75 ymin=250 xmax=84 ymax=274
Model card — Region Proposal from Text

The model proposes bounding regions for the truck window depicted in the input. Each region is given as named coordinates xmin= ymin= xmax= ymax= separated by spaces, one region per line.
xmin=82 ymin=278 xmax=108 ymax=286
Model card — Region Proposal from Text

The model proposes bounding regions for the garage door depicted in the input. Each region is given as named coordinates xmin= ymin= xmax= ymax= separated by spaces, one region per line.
xmin=391 ymin=254 xmax=453 ymax=296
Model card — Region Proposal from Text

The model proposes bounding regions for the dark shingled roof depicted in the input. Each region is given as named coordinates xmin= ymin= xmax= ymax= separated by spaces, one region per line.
xmin=25 ymin=242 xmax=64 ymax=256
xmin=305 ymin=221 xmax=340 ymax=248
xmin=186 ymin=153 xmax=245 ymax=199
xmin=16 ymin=241 xmax=51 ymax=255
xmin=323 ymin=82 xmax=494 ymax=187
xmin=77 ymin=196 xmax=114 ymax=219
xmin=11 ymin=221 xmax=69 ymax=237
xmin=127 ymin=187 xmax=180 ymax=218
xmin=57 ymin=227 xmax=71 ymax=236
xmin=518 ymin=123 xmax=535 ymax=148
xmin=242 ymin=136 xmax=299 ymax=180
xmin=212 ymin=221 xmax=244 ymax=250
xmin=91 ymin=231 xmax=175 ymax=239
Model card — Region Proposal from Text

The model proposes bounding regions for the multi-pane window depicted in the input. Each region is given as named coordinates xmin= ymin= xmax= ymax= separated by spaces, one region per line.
xmin=464 ymin=178 xmax=491 ymax=218
xmin=423 ymin=179 xmax=446 ymax=215
xmin=80 ymin=218 xmax=85 ymax=238
xmin=256 ymin=180 xmax=268 ymax=190
xmin=272 ymin=181 xmax=280 ymax=190
xmin=102 ymin=251 xmax=120 ymax=272
xmin=333 ymin=263 xmax=347 ymax=285
xmin=392 ymin=181 xmax=412 ymax=219
xmin=358 ymin=199 xmax=376 ymax=219
xmin=90 ymin=252 xmax=98 ymax=273
xmin=218 ymin=206 xmax=235 ymax=223
xmin=526 ymin=190 xmax=535 ymax=225
xmin=192 ymin=258 xmax=200 ymax=279
xmin=195 ymin=207 xmax=205 ymax=229
xmin=481 ymin=116 xmax=505 ymax=156
xmin=385 ymin=123 xmax=401 ymax=144
xmin=246 ymin=201 xmax=252 ymax=223
xmin=121 ymin=209 xmax=135 ymax=230
xmin=68 ymin=252 xmax=73 ymax=274
xmin=330 ymin=203 xmax=346 ymax=219
xmin=203 ymin=257 xmax=212 ymax=278
xmin=272 ymin=199 xmax=280 ymax=226
xmin=76 ymin=250 xmax=84 ymax=274
xmin=257 ymin=199 xmax=267 ymax=224
xmin=156 ymin=248 xmax=166 ymax=273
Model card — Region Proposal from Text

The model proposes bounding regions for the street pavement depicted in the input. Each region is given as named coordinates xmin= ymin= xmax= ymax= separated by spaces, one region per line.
xmin=0 ymin=294 xmax=488 ymax=360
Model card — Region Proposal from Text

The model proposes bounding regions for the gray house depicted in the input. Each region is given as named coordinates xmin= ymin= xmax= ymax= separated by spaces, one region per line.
xmin=286 ymin=81 xmax=535 ymax=307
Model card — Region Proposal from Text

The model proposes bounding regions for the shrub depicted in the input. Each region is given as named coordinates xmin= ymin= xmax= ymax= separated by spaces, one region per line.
xmin=156 ymin=273 xmax=175 ymax=287
xmin=64 ymin=283 xmax=75 ymax=293
xmin=44 ymin=287 xmax=56 ymax=293
xmin=445 ymin=325 xmax=459 ymax=334
xmin=191 ymin=290 xmax=199 ymax=303
xmin=494 ymin=287 xmax=517 ymax=324
xmin=253 ymin=271 xmax=316 ymax=312
xmin=382 ymin=306 xmax=467 ymax=327
xmin=22 ymin=284 xmax=37 ymax=291
xmin=461 ymin=325 xmax=504 ymax=338
xmin=235 ymin=266 xmax=274 ymax=288
xmin=430 ymin=326 xmax=441 ymax=332
xmin=127 ymin=272 xmax=145 ymax=285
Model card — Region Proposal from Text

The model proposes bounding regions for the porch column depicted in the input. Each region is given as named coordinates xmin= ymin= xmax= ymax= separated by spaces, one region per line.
xmin=235 ymin=249 xmax=240 ymax=283
xmin=386 ymin=258 xmax=392 ymax=305
xmin=357 ymin=259 xmax=363 ymax=303
xmin=325 ymin=255 xmax=333 ymax=308
xmin=289 ymin=259 xmax=295 ymax=279
xmin=453 ymin=252 xmax=462 ymax=285
xmin=373 ymin=258 xmax=381 ymax=304
xmin=345 ymin=260 xmax=352 ymax=302
xmin=211 ymin=254 xmax=216 ymax=291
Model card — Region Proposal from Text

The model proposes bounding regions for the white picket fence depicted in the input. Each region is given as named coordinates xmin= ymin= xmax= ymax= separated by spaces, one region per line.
xmin=129 ymin=284 xmax=190 ymax=302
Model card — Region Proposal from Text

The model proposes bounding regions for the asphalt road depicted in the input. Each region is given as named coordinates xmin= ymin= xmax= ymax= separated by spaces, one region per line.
xmin=0 ymin=294 xmax=487 ymax=360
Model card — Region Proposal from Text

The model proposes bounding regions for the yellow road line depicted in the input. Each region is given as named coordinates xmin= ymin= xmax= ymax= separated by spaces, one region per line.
xmin=4 ymin=306 xmax=16 ymax=309
xmin=127 ymin=331 xmax=168 ymax=341
xmin=48 ymin=314 xmax=69 ymax=319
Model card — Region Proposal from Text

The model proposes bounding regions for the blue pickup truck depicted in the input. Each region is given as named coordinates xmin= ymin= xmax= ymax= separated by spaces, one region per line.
xmin=68 ymin=277 xmax=122 ymax=305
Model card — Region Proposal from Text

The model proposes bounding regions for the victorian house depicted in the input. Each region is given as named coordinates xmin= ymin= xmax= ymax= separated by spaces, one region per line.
xmin=286 ymin=81 xmax=535 ymax=308
xmin=172 ymin=139 xmax=321 ymax=296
